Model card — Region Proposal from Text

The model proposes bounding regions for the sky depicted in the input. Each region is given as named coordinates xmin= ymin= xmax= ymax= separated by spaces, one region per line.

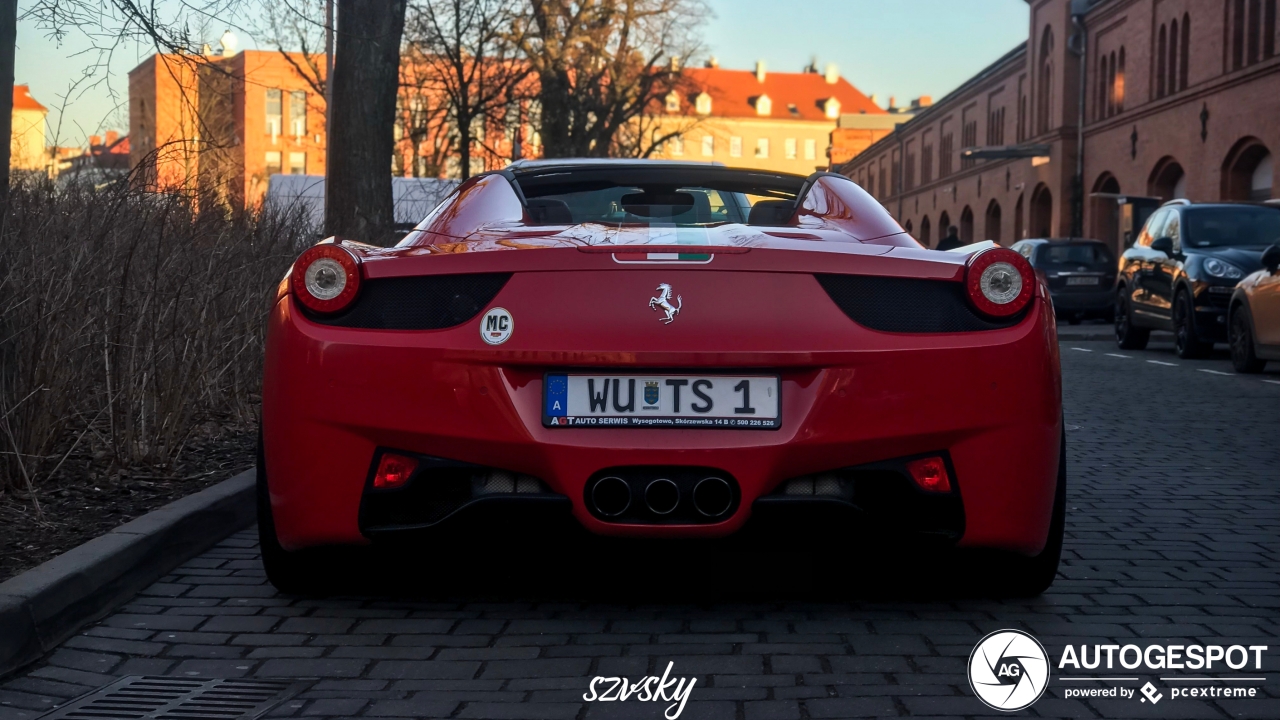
xmin=15 ymin=0 xmax=1030 ymax=148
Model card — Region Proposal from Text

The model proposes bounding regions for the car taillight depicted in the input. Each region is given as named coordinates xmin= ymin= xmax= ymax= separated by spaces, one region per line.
xmin=906 ymin=456 xmax=951 ymax=493
xmin=373 ymin=452 xmax=418 ymax=489
xmin=964 ymin=247 xmax=1035 ymax=318
xmin=290 ymin=243 xmax=361 ymax=314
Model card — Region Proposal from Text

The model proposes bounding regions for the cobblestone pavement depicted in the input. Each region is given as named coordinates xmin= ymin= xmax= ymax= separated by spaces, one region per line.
xmin=2 ymin=340 xmax=1278 ymax=720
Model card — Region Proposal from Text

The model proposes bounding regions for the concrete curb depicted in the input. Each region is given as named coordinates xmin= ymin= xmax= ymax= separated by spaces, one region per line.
xmin=0 ymin=469 xmax=256 ymax=679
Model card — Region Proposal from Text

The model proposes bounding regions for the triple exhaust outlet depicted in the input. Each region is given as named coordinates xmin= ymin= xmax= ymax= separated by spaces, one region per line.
xmin=589 ymin=474 xmax=734 ymax=521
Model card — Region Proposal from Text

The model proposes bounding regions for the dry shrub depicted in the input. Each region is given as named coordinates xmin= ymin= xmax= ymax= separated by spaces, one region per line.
xmin=0 ymin=179 xmax=311 ymax=497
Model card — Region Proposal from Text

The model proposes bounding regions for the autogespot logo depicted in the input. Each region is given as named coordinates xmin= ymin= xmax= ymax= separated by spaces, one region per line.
xmin=969 ymin=629 xmax=1051 ymax=712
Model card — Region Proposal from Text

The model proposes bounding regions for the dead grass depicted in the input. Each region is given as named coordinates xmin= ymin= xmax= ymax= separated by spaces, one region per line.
xmin=0 ymin=179 xmax=311 ymax=506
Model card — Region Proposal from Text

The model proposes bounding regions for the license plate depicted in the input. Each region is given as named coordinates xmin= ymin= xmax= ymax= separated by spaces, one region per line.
xmin=1066 ymin=276 xmax=1100 ymax=286
xmin=543 ymin=374 xmax=781 ymax=429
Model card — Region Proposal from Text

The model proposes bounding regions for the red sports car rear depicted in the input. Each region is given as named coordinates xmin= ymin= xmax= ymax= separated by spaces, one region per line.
xmin=260 ymin=161 xmax=1065 ymax=595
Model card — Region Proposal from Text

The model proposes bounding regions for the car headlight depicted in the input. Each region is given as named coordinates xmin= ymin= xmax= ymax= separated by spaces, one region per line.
xmin=1203 ymin=258 xmax=1243 ymax=280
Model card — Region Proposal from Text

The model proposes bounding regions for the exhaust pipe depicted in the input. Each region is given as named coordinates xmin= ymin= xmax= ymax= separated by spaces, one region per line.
xmin=692 ymin=476 xmax=733 ymax=517
xmin=591 ymin=476 xmax=632 ymax=517
xmin=644 ymin=478 xmax=680 ymax=515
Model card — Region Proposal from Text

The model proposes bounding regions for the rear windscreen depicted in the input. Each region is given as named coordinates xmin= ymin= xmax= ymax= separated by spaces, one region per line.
xmin=1036 ymin=243 xmax=1113 ymax=266
xmin=514 ymin=166 xmax=806 ymax=227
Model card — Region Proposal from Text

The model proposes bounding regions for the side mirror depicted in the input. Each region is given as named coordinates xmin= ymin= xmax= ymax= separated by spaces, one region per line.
xmin=1263 ymin=243 xmax=1280 ymax=273
xmin=1150 ymin=237 xmax=1175 ymax=256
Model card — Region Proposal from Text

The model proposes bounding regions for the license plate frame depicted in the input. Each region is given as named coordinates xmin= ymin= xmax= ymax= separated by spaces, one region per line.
xmin=542 ymin=373 xmax=782 ymax=430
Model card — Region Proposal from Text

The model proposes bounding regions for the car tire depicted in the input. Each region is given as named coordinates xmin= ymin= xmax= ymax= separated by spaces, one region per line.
xmin=980 ymin=429 xmax=1067 ymax=598
xmin=1114 ymin=287 xmax=1149 ymax=350
xmin=1229 ymin=304 xmax=1268 ymax=373
xmin=257 ymin=431 xmax=344 ymax=595
xmin=1173 ymin=291 xmax=1213 ymax=359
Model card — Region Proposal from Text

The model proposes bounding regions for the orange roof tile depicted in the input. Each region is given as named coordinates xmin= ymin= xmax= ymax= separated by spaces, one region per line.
xmin=13 ymin=85 xmax=46 ymax=112
xmin=673 ymin=67 xmax=883 ymax=121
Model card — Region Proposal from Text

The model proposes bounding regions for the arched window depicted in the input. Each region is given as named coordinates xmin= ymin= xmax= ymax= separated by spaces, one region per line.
xmin=1117 ymin=47 xmax=1126 ymax=110
xmin=1221 ymin=137 xmax=1273 ymax=201
xmin=1037 ymin=26 xmax=1054 ymax=134
xmin=1030 ymin=184 xmax=1053 ymax=238
xmin=1157 ymin=24 xmax=1168 ymax=98
xmin=1014 ymin=193 xmax=1025 ymax=241
xmin=960 ymin=206 xmax=975 ymax=244
xmin=1180 ymin=15 xmax=1190 ymax=90
xmin=1109 ymin=51 xmax=1118 ymax=116
xmin=1265 ymin=1 xmax=1277 ymax=59
xmin=1248 ymin=0 xmax=1262 ymax=64
xmin=1232 ymin=0 xmax=1246 ymax=70
xmin=1149 ymin=156 xmax=1187 ymax=200
xmin=939 ymin=211 xmax=952 ymax=237
xmin=1171 ymin=19 xmax=1181 ymax=92
xmin=920 ymin=215 xmax=933 ymax=246
xmin=985 ymin=200 xmax=1003 ymax=245
xmin=1096 ymin=53 xmax=1108 ymax=120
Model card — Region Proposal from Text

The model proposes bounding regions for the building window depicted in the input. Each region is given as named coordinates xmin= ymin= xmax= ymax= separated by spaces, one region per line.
xmin=940 ymin=129 xmax=954 ymax=177
xmin=922 ymin=133 xmax=934 ymax=184
xmin=986 ymin=106 xmax=1005 ymax=145
xmin=804 ymin=138 xmax=816 ymax=160
xmin=785 ymin=138 xmax=797 ymax=160
xmin=1170 ymin=18 xmax=1181 ymax=93
xmin=961 ymin=118 xmax=977 ymax=169
xmin=1037 ymin=26 xmax=1054 ymax=135
xmin=1265 ymin=3 xmax=1277 ymax=60
xmin=702 ymin=135 xmax=715 ymax=157
xmin=266 ymin=89 xmax=282 ymax=136
xmin=755 ymin=137 xmax=769 ymax=158
xmin=672 ymin=136 xmax=684 ymax=156
xmin=755 ymin=94 xmax=772 ymax=116
xmin=1157 ymin=24 xmax=1168 ymax=98
xmin=695 ymin=92 xmax=712 ymax=115
xmin=1233 ymin=0 xmax=1246 ymax=69
xmin=265 ymin=151 xmax=282 ymax=175
xmin=1117 ymin=47 xmax=1126 ymax=110
xmin=665 ymin=92 xmax=680 ymax=113
xmin=1181 ymin=15 xmax=1191 ymax=89
xmin=729 ymin=136 xmax=742 ymax=157
xmin=289 ymin=91 xmax=306 ymax=137
xmin=288 ymin=152 xmax=306 ymax=175
xmin=1016 ymin=76 xmax=1027 ymax=142
xmin=905 ymin=143 xmax=916 ymax=190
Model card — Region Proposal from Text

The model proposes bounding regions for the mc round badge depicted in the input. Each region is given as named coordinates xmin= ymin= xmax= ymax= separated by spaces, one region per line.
xmin=480 ymin=307 xmax=513 ymax=345
xmin=968 ymin=629 xmax=1050 ymax=712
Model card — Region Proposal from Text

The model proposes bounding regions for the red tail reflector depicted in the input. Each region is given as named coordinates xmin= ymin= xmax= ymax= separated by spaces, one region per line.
xmin=373 ymin=453 xmax=418 ymax=489
xmin=906 ymin=457 xmax=951 ymax=493
xmin=290 ymin=242 xmax=362 ymax=315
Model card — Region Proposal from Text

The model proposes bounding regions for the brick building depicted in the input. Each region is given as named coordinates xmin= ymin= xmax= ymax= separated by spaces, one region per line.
xmin=838 ymin=0 xmax=1280 ymax=254
xmin=647 ymin=61 xmax=884 ymax=173
xmin=130 ymin=49 xmax=326 ymax=209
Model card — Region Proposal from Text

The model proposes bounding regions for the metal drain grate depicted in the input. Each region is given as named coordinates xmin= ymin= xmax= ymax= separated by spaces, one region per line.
xmin=38 ymin=676 xmax=310 ymax=720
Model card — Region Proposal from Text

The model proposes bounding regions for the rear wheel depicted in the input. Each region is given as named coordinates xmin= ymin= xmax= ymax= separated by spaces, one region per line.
xmin=1115 ymin=287 xmax=1149 ymax=349
xmin=1229 ymin=304 xmax=1267 ymax=373
xmin=981 ymin=429 xmax=1066 ymax=597
xmin=1173 ymin=291 xmax=1213 ymax=359
xmin=257 ymin=432 xmax=345 ymax=595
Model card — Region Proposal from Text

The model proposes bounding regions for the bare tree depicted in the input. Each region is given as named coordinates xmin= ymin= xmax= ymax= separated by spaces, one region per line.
xmin=324 ymin=0 xmax=407 ymax=241
xmin=396 ymin=68 xmax=456 ymax=178
xmin=258 ymin=0 xmax=329 ymax=98
xmin=403 ymin=0 xmax=532 ymax=179
xmin=515 ymin=0 xmax=707 ymax=158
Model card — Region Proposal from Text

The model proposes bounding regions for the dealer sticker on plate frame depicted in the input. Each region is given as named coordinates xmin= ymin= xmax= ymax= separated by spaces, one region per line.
xmin=543 ymin=374 xmax=781 ymax=429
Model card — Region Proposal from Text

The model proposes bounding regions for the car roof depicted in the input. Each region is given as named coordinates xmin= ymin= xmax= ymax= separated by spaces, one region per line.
xmin=507 ymin=158 xmax=728 ymax=174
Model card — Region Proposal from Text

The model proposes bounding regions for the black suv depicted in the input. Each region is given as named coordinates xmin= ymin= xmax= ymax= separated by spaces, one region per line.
xmin=1010 ymin=238 xmax=1116 ymax=323
xmin=1115 ymin=201 xmax=1280 ymax=357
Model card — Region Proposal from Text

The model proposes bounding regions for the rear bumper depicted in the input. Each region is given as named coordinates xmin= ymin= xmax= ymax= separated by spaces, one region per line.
xmin=263 ymin=290 xmax=1062 ymax=556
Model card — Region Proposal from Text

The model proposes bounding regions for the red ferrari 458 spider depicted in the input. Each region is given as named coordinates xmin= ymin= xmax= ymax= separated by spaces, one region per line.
xmin=260 ymin=160 xmax=1065 ymax=595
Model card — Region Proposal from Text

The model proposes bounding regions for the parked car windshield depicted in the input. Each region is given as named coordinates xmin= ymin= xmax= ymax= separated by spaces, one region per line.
xmin=1183 ymin=206 xmax=1280 ymax=248
xmin=1036 ymin=242 xmax=1113 ymax=266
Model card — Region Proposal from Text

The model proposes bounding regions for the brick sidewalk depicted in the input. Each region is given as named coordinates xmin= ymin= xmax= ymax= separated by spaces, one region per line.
xmin=2 ymin=341 xmax=1277 ymax=719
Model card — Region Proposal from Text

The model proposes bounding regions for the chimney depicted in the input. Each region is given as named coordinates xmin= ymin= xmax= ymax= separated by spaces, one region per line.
xmin=824 ymin=63 xmax=838 ymax=84
xmin=669 ymin=55 xmax=681 ymax=72
xmin=89 ymin=135 xmax=102 ymax=147
xmin=705 ymin=56 xmax=719 ymax=69
xmin=918 ymin=95 xmax=934 ymax=107
xmin=869 ymin=93 xmax=879 ymax=107
xmin=888 ymin=95 xmax=897 ymax=111
xmin=755 ymin=60 xmax=766 ymax=83
xmin=105 ymin=130 xmax=118 ymax=145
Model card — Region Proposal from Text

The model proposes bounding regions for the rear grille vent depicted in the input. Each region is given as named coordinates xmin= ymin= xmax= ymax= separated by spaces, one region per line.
xmin=309 ymin=272 xmax=510 ymax=330
xmin=816 ymin=274 xmax=1025 ymax=333
xmin=38 ymin=676 xmax=308 ymax=720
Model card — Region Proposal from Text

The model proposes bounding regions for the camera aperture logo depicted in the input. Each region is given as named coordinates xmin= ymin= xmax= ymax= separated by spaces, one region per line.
xmin=583 ymin=661 xmax=696 ymax=719
xmin=968 ymin=629 xmax=1050 ymax=712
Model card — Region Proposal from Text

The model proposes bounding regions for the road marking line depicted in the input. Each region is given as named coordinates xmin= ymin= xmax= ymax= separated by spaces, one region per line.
xmin=1197 ymin=369 xmax=1232 ymax=376
xmin=1262 ymin=380 xmax=1280 ymax=385
xmin=1147 ymin=360 xmax=1178 ymax=366
xmin=1070 ymin=347 xmax=1093 ymax=352
xmin=1105 ymin=353 xmax=1132 ymax=359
